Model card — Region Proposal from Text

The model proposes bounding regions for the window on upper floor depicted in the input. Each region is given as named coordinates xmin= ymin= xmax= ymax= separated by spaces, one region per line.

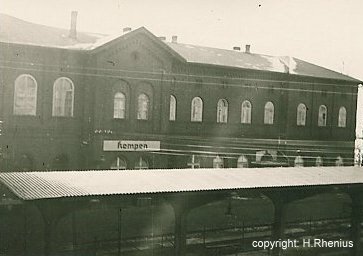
xmin=241 ymin=100 xmax=252 ymax=124
xmin=137 ymin=93 xmax=150 ymax=120
xmin=191 ymin=97 xmax=203 ymax=122
xmin=114 ymin=92 xmax=126 ymax=119
xmin=264 ymin=101 xmax=274 ymax=125
xmin=14 ymin=74 xmax=37 ymax=116
xmin=52 ymin=77 xmax=74 ymax=117
xmin=217 ymin=99 xmax=228 ymax=123
xmin=338 ymin=106 xmax=347 ymax=128
xmin=169 ymin=95 xmax=176 ymax=121
xmin=318 ymin=105 xmax=327 ymax=127
xmin=297 ymin=103 xmax=307 ymax=126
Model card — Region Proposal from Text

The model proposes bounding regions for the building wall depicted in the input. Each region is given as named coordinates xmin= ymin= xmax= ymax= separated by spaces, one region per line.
xmin=0 ymin=35 xmax=359 ymax=171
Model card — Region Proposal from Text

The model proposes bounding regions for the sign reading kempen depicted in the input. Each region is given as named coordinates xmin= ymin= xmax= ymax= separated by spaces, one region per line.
xmin=103 ymin=140 xmax=161 ymax=151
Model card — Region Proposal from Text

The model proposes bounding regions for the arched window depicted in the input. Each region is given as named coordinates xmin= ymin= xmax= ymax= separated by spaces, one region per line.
xmin=14 ymin=74 xmax=37 ymax=116
xmin=111 ymin=156 xmax=127 ymax=170
xmin=264 ymin=101 xmax=274 ymax=124
xmin=213 ymin=155 xmax=224 ymax=168
xmin=318 ymin=105 xmax=327 ymax=127
xmin=135 ymin=157 xmax=149 ymax=169
xmin=237 ymin=155 xmax=249 ymax=168
xmin=338 ymin=106 xmax=347 ymax=128
xmin=113 ymin=92 xmax=126 ymax=119
xmin=191 ymin=97 xmax=203 ymax=122
xmin=241 ymin=100 xmax=252 ymax=124
xmin=294 ymin=156 xmax=304 ymax=167
xmin=52 ymin=77 xmax=74 ymax=117
xmin=316 ymin=156 xmax=323 ymax=167
xmin=297 ymin=103 xmax=307 ymax=126
xmin=217 ymin=99 xmax=228 ymax=123
xmin=137 ymin=93 xmax=149 ymax=120
xmin=169 ymin=95 xmax=176 ymax=121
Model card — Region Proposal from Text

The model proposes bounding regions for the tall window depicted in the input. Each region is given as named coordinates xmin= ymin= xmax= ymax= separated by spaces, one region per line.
xmin=137 ymin=93 xmax=149 ymax=120
xmin=191 ymin=97 xmax=203 ymax=122
xmin=52 ymin=77 xmax=74 ymax=117
xmin=297 ymin=103 xmax=307 ymax=126
xmin=264 ymin=101 xmax=274 ymax=124
xmin=241 ymin=100 xmax=252 ymax=124
xmin=217 ymin=99 xmax=228 ymax=123
xmin=114 ymin=92 xmax=126 ymax=119
xmin=14 ymin=74 xmax=37 ymax=116
xmin=169 ymin=95 xmax=176 ymax=121
xmin=318 ymin=105 xmax=327 ymax=127
xmin=111 ymin=156 xmax=127 ymax=170
xmin=338 ymin=106 xmax=347 ymax=128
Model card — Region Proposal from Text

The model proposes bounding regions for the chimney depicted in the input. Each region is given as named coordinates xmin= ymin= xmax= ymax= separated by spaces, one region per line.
xmin=69 ymin=11 xmax=78 ymax=40
xmin=123 ymin=27 xmax=132 ymax=34
xmin=171 ymin=35 xmax=178 ymax=43
xmin=158 ymin=36 xmax=166 ymax=41
xmin=233 ymin=46 xmax=241 ymax=51
xmin=245 ymin=44 xmax=251 ymax=53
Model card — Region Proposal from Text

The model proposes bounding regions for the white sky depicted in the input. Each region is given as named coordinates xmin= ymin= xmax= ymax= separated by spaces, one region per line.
xmin=2 ymin=0 xmax=363 ymax=134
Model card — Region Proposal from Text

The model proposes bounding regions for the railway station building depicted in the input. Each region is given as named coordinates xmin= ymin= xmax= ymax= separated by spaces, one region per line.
xmin=0 ymin=13 xmax=361 ymax=171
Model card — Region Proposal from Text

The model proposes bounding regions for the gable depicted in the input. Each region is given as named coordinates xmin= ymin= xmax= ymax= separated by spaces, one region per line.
xmin=89 ymin=28 xmax=185 ymax=73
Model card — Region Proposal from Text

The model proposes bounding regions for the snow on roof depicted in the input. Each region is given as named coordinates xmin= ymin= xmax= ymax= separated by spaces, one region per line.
xmin=165 ymin=42 xmax=358 ymax=81
xmin=0 ymin=13 xmax=359 ymax=81
xmin=0 ymin=13 xmax=102 ymax=49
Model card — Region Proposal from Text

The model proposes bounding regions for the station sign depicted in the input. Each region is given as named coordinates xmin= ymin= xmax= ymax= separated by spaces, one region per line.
xmin=103 ymin=140 xmax=161 ymax=151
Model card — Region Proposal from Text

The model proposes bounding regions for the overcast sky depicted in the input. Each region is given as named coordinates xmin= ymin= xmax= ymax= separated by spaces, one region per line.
xmin=2 ymin=0 xmax=363 ymax=133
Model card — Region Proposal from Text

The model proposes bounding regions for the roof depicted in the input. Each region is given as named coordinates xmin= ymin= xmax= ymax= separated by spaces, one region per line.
xmin=0 ymin=167 xmax=362 ymax=201
xmin=0 ymin=13 xmax=360 ymax=82
xmin=0 ymin=13 xmax=102 ymax=48
xmin=165 ymin=43 xmax=359 ymax=82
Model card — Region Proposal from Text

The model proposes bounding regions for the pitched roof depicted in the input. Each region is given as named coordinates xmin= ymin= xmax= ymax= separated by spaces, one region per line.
xmin=165 ymin=42 xmax=359 ymax=82
xmin=0 ymin=13 xmax=360 ymax=82
xmin=0 ymin=167 xmax=362 ymax=201
xmin=0 ymin=13 xmax=102 ymax=48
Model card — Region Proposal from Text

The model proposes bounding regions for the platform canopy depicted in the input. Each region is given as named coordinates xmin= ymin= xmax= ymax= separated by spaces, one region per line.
xmin=0 ymin=167 xmax=363 ymax=201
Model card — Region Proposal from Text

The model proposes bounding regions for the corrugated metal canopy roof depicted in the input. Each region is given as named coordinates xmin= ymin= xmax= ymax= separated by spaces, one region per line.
xmin=0 ymin=167 xmax=363 ymax=201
